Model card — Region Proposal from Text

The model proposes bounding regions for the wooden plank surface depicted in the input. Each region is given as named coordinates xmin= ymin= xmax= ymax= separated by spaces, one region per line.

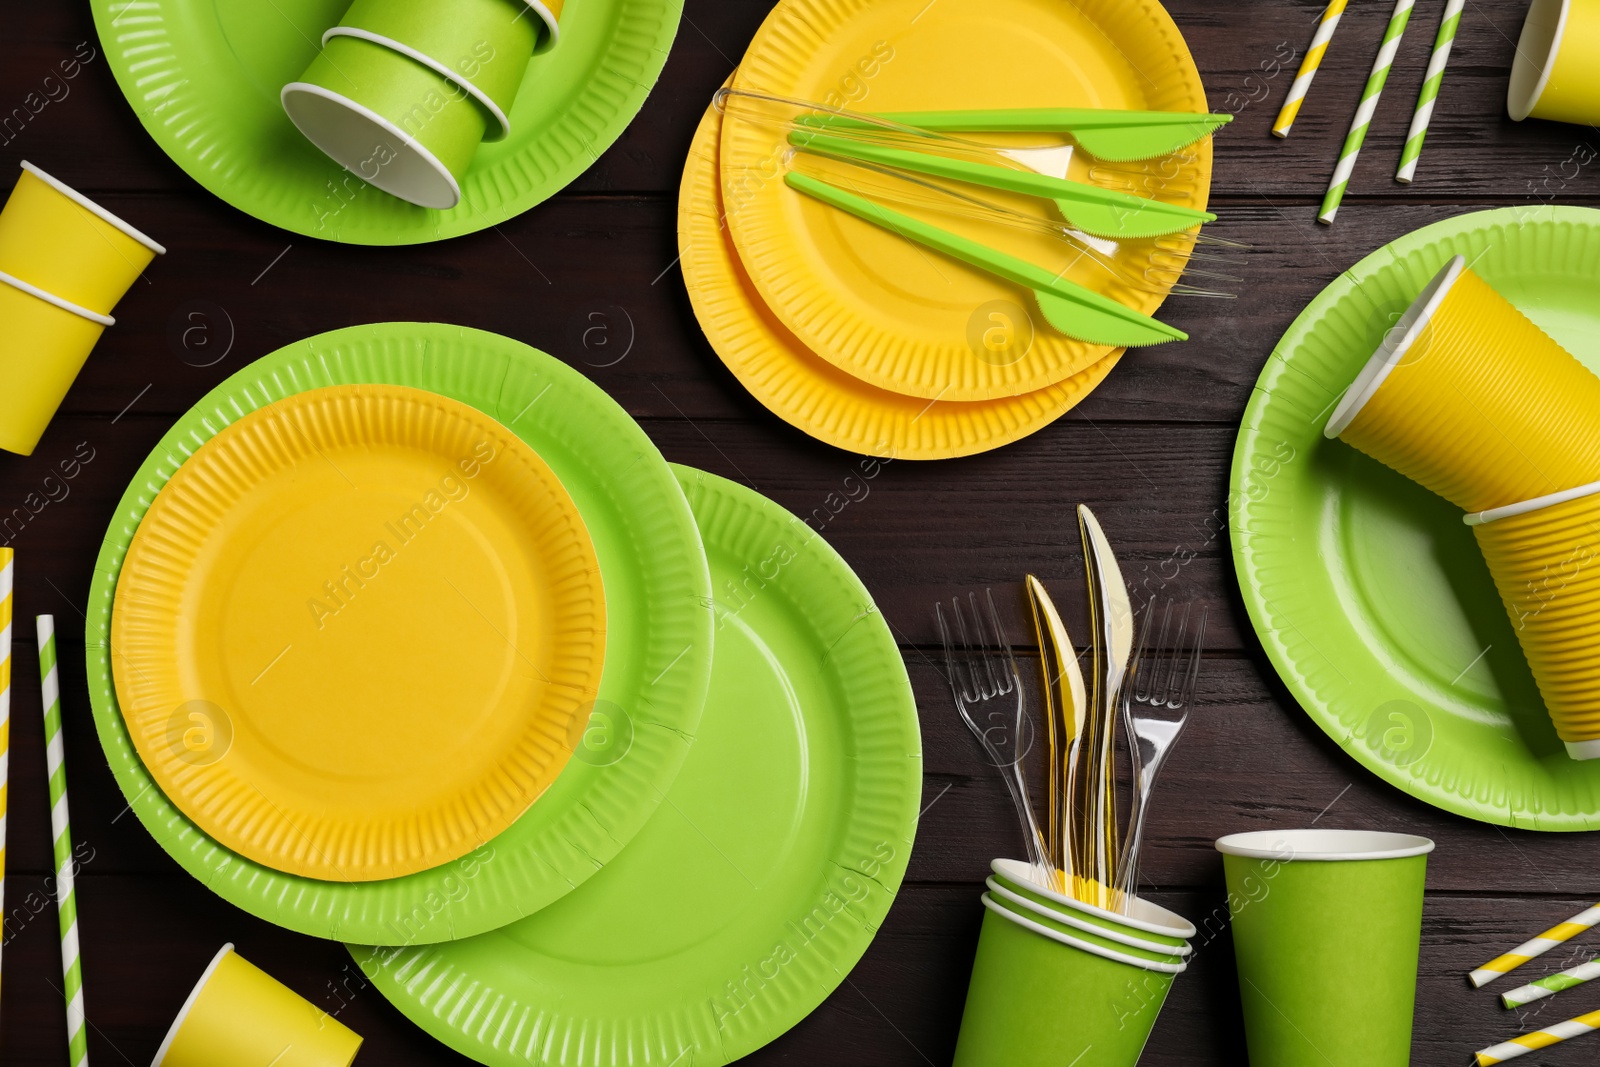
xmin=3 ymin=0 xmax=1600 ymax=1064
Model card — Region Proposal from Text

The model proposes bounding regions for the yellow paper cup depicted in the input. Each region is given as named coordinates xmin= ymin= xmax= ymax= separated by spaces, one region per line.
xmin=0 ymin=162 xmax=164 ymax=317
xmin=282 ymin=33 xmax=493 ymax=210
xmin=1509 ymin=0 xmax=1600 ymax=125
xmin=0 ymin=268 xmax=113 ymax=457
xmin=154 ymin=944 xmax=362 ymax=1067
xmin=1324 ymin=255 xmax=1600 ymax=512
xmin=1469 ymin=480 xmax=1600 ymax=759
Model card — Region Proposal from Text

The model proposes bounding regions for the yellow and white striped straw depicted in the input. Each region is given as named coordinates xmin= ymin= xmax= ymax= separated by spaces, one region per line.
xmin=1476 ymin=1006 xmax=1600 ymax=1065
xmin=0 ymin=547 xmax=11 ymax=1009
xmin=1471 ymin=903 xmax=1600 ymax=987
xmin=39 ymin=615 xmax=87 ymax=1067
xmin=1274 ymin=0 xmax=1350 ymax=138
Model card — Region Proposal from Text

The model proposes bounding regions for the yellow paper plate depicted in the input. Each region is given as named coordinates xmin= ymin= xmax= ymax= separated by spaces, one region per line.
xmin=111 ymin=384 xmax=606 ymax=882
xmin=721 ymin=0 xmax=1211 ymax=402
xmin=681 ymin=87 xmax=1117 ymax=459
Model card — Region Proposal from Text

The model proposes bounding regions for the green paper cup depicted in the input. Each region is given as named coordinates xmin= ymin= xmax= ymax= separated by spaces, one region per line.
xmin=991 ymin=857 xmax=1196 ymax=948
xmin=282 ymin=33 xmax=491 ymax=209
xmin=329 ymin=0 xmax=546 ymax=140
xmin=954 ymin=895 xmax=1184 ymax=1067
xmin=986 ymin=876 xmax=1193 ymax=958
xmin=1216 ymin=829 xmax=1434 ymax=1067
xmin=985 ymin=880 xmax=1190 ymax=964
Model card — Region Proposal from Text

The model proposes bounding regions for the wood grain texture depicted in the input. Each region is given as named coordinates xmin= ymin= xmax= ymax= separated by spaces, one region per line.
xmin=2 ymin=0 xmax=1599 ymax=1063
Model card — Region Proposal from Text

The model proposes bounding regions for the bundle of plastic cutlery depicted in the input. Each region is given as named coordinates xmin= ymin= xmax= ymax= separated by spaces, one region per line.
xmin=937 ymin=505 xmax=1208 ymax=913
xmin=715 ymin=87 xmax=1233 ymax=346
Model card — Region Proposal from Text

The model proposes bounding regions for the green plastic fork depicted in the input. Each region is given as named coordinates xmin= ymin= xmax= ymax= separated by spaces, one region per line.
xmin=871 ymin=108 xmax=1233 ymax=163
xmin=784 ymin=171 xmax=1187 ymax=348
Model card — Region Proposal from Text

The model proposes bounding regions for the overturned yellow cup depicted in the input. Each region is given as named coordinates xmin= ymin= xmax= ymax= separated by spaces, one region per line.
xmin=153 ymin=944 xmax=363 ymax=1067
xmin=1469 ymin=482 xmax=1600 ymax=761
xmin=0 ymin=162 xmax=164 ymax=317
xmin=1509 ymin=0 xmax=1600 ymax=125
xmin=0 ymin=268 xmax=113 ymax=457
xmin=1324 ymin=255 xmax=1600 ymax=512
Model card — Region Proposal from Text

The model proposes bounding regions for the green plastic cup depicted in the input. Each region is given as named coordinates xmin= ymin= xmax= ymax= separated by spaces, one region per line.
xmin=282 ymin=33 xmax=490 ymax=209
xmin=329 ymin=0 xmax=544 ymax=139
xmin=991 ymin=858 xmax=1196 ymax=948
xmin=954 ymin=895 xmax=1184 ymax=1067
xmin=1216 ymin=829 xmax=1434 ymax=1067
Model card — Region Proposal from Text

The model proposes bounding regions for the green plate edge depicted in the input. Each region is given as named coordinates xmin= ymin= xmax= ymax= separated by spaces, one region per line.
xmin=349 ymin=464 xmax=923 ymax=1067
xmin=90 ymin=0 xmax=682 ymax=244
xmin=85 ymin=322 xmax=714 ymax=941
xmin=1230 ymin=205 xmax=1600 ymax=831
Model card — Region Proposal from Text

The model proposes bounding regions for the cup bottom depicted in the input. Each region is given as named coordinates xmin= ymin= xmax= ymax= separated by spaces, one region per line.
xmin=282 ymin=83 xmax=462 ymax=209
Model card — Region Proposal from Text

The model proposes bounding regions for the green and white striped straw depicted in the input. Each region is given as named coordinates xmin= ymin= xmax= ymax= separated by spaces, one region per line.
xmin=38 ymin=616 xmax=87 ymax=1067
xmin=1396 ymin=0 xmax=1465 ymax=182
xmin=1320 ymin=0 xmax=1417 ymax=223
xmin=1502 ymin=957 xmax=1600 ymax=1008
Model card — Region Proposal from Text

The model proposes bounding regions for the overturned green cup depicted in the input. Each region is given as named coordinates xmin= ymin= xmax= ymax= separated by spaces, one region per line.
xmin=282 ymin=33 xmax=491 ymax=209
xmin=953 ymin=894 xmax=1184 ymax=1067
xmin=1216 ymin=828 xmax=1434 ymax=1067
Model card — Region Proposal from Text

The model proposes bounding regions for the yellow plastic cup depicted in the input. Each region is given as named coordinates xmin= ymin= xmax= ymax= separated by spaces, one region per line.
xmin=1324 ymin=255 xmax=1600 ymax=512
xmin=0 ymin=162 xmax=164 ymax=317
xmin=282 ymin=33 xmax=493 ymax=210
xmin=0 ymin=268 xmax=113 ymax=457
xmin=1509 ymin=0 xmax=1600 ymax=125
xmin=1469 ymin=481 xmax=1600 ymax=759
xmin=154 ymin=944 xmax=363 ymax=1067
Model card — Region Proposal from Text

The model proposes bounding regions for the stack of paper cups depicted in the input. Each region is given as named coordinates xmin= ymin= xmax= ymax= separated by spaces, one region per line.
xmin=952 ymin=858 xmax=1195 ymax=1067
xmin=282 ymin=0 xmax=564 ymax=210
xmin=1508 ymin=0 xmax=1600 ymax=125
xmin=0 ymin=162 xmax=164 ymax=456
xmin=1324 ymin=255 xmax=1600 ymax=511
xmin=1469 ymin=482 xmax=1600 ymax=759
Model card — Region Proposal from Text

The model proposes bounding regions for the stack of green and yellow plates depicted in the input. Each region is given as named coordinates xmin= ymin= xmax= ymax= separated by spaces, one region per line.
xmin=679 ymin=0 xmax=1213 ymax=460
xmin=88 ymin=324 xmax=922 ymax=1065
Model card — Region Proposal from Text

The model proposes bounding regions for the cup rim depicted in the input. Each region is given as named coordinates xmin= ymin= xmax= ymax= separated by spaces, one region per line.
xmin=981 ymin=894 xmax=1188 ymax=974
xmin=0 ymin=267 xmax=116 ymax=326
xmin=985 ymin=877 xmax=1192 ymax=957
xmin=1323 ymin=254 xmax=1465 ymax=439
xmin=320 ymin=26 xmax=512 ymax=140
xmin=152 ymin=942 xmax=235 ymax=1067
xmin=1215 ymin=828 xmax=1436 ymax=861
xmin=990 ymin=858 xmax=1198 ymax=939
xmin=1464 ymin=478 xmax=1600 ymax=525
xmin=19 ymin=161 xmax=167 ymax=255
xmin=1508 ymin=0 xmax=1569 ymax=121
xmin=526 ymin=0 xmax=561 ymax=49
xmin=280 ymin=81 xmax=464 ymax=210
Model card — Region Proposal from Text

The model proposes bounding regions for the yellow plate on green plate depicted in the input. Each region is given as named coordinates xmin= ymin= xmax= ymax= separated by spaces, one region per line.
xmin=111 ymin=384 xmax=606 ymax=881
xmin=681 ymin=85 xmax=1117 ymax=460
xmin=720 ymin=0 xmax=1211 ymax=402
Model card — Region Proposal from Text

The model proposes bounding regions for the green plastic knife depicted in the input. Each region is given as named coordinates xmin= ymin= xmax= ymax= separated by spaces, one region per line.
xmin=870 ymin=108 xmax=1233 ymax=163
xmin=784 ymin=171 xmax=1187 ymax=348
xmin=789 ymin=130 xmax=1215 ymax=240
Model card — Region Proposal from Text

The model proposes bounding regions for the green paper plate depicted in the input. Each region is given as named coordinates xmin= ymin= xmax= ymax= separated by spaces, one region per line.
xmin=91 ymin=0 xmax=681 ymax=243
xmin=86 ymin=323 xmax=714 ymax=941
xmin=1232 ymin=206 xmax=1600 ymax=830
xmin=351 ymin=465 xmax=923 ymax=1066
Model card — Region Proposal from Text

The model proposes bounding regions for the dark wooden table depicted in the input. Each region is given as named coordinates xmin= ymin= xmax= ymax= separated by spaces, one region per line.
xmin=3 ymin=0 xmax=1598 ymax=1063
